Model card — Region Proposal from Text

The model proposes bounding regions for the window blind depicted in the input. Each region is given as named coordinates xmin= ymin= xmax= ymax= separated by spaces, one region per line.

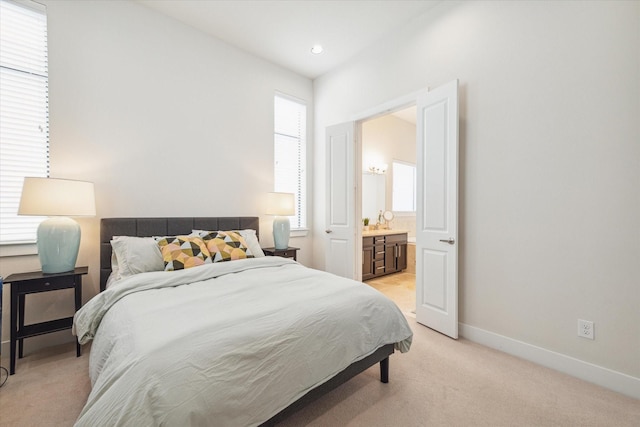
xmin=0 ymin=0 xmax=49 ymax=244
xmin=274 ymin=94 xmax=306 ymax=229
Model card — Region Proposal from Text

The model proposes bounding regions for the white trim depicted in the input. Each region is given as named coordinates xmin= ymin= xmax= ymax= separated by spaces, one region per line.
xmin=351 ymin=89 xmax=426 ymax=282
xmin=351 ymin=89 xmax=427 ymax=122
xmin=274 ymin=90 xmax=306 ymax=105
xmin=6 ymin=0 xmax=46 ymax=13
xmin=0 ymin=242 xmax=37 ymax=257
xmin=459 ymin=322 xmax=640 ymax=399
xmin=290 ymin=228 xmax=309 ymax=238
xmin=392 ymin=211 xmax=416 ymax=217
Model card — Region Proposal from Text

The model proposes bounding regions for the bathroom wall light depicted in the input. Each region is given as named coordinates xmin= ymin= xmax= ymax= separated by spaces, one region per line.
xmin=368 ymin=164 xmax=388 ymax=175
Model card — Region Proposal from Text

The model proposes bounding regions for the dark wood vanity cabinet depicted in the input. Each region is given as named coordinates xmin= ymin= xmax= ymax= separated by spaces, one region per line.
xmin=363 ymin=243 xmax=374 ymax=279
xmin=385 ymin=233 xmax=408 ymax=274
xmin=363 ymin=233 xmax=407 ymax=280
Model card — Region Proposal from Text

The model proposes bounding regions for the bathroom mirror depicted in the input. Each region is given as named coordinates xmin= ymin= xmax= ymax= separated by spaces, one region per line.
xmin=362 ymin=173 xmax=385 ymax=223
xmin=382 ymin=210 xmax=394 ymax=228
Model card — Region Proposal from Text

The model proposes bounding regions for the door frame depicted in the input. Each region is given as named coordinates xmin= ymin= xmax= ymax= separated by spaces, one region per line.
xmin=352 ymin=89 xmax=427 ymax=282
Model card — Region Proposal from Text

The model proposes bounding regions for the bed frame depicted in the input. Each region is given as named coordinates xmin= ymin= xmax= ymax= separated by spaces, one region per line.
xmin=99 ymin=216 xmax=395 ymax=425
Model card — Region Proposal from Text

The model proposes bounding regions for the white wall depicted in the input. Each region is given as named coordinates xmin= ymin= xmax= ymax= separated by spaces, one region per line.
xmin=362 ymin=114 xmax=416 ymax=212
xmin=1 ymin=0 xmax=313 ymax=353
xmin=362 ymin=114 xmax=417 ymax=235
xmin=313 ymin=0 xmax=640 ymax=384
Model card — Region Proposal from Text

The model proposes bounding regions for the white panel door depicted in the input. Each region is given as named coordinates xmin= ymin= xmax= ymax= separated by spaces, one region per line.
xmin=325 ymin=122 xmax=356 ymax=279
xmin=415 ymin=80 xmax=459 ymax=339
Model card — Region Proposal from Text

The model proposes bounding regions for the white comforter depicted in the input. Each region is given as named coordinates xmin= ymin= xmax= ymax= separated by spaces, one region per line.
xmin=73 ymin=257 xmax=413 ymax=427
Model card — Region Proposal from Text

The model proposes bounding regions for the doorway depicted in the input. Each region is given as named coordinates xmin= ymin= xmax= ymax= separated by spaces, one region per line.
xmin=325 ymin=80 xmax=459 ymax=338
xmin=360 ymin=107 xmax=417 ymax=315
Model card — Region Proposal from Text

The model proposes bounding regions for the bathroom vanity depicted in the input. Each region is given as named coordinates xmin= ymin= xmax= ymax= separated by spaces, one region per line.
xmin=362 ymin=230 xmax=408 ymax=280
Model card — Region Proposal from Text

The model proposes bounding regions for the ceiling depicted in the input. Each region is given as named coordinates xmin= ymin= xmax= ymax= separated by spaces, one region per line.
xmin=136 ymin=0 xmax=440 ymax=79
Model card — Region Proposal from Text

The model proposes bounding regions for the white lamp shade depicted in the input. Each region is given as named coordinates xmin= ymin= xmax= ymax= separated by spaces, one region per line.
xmin=18 ymin=177 xmax=96 ymax=217
xmin=265 ymin=192 xmax=295 ymax=216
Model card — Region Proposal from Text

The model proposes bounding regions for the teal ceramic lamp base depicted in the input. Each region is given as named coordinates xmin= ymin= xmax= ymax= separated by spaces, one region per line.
xmin=273 ymin=216 xmax=291 ymax=250
xmin=37 ymin=217 xmax=81 ymax=274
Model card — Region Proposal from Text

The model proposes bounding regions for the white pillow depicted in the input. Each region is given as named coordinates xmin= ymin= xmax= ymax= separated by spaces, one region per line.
xmin=238 ymin=229 xmax=265 ymax=258
xmin=107 ymin=251 xmax=122 ymax=286
xmin=192 ymin=229 xmax=265 ymax=258
xmin=110 ymin=236 xmax=164 ymax=279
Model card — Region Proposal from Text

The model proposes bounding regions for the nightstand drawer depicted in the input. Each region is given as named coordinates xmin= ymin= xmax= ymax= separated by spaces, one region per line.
xmin=262 ymin=247 xmax=299 ymax=261
xmin=278 ymin=250 xmax=296 ymax=258
xmin=17 ymin=276 xmax=75 ymax=294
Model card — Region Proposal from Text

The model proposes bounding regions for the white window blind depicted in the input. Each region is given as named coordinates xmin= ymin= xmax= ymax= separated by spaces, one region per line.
xmin=0 ymin=0 xmax=49 ymax=245
xmin=274 ymin=94 xmax=306 ymax=229
xmin=392 ymin=161 xmax=416 ymax=212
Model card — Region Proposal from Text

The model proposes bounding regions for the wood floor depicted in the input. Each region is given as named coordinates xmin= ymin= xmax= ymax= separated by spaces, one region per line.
xmin=364 ymin=271 xmax=415 ymax=315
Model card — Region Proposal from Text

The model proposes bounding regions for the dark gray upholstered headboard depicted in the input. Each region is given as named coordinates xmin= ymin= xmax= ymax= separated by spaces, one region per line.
xmin=100 ymin=217 xmax=260 ymax=292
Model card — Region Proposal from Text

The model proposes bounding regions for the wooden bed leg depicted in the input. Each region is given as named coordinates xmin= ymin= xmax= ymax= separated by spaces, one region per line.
xmin=380 ymin=357 xmax=389 ymax=383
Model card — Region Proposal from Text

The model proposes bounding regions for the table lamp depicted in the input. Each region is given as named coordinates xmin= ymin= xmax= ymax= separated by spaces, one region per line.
xmin=18 ymin=177 xmax=96 ymax=274
xmin=266 ymin=192 xmax=295 ymax=250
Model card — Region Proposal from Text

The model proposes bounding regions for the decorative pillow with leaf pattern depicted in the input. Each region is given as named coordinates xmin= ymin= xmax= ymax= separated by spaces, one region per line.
xmin=199 ymin=230 xmax=254 ymax=263
xmin=155 ymin=235 xmax=211 ymax=271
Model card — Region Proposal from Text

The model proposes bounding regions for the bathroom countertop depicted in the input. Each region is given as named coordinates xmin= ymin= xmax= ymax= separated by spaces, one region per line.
xmin=362 ymin=229 xmax=409 ymax=237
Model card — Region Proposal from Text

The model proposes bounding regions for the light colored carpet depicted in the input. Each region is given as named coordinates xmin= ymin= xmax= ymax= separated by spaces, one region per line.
xmin=1 ymin=276 xmax=638 ymax=426
xmin=279 ymin=317 xmax=640 ymax=426
xmin=0 ymin=343 xmax=90 ymax=426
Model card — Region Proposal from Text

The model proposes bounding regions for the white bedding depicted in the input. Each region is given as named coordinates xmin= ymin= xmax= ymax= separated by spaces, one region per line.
xmin=73 ymin=257 xmax=413 ymax=426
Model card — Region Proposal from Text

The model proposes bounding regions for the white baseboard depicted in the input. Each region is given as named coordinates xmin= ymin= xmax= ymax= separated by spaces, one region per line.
xmin=459 ymin=323 xmax=640 ymax=399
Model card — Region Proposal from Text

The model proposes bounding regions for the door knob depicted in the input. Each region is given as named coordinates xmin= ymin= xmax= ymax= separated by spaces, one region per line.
xmin=325 ymin=229 xmax=332 ymax=234
xmin=439 ymin=238 xmax=455 ymax=245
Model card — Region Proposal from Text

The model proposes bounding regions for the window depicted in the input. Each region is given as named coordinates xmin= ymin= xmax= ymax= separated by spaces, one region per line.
xmin=392 ymin=161 xmax=416 ymax=212
xmin=0 ymin=0 xmax=49 ymax=247
xmin=274 ymin=94 xmax=306 ymax=229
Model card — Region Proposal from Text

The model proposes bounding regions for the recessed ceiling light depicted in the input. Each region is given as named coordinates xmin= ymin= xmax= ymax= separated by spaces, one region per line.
xmin=311 ymin=44 xmax=323 ymax=54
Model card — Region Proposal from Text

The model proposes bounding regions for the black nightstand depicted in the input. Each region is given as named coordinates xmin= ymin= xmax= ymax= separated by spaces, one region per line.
xmin=262 ymin=247 xmax=299 ymax=261
xmin=4 ymin=267 xmax=88 ymax=375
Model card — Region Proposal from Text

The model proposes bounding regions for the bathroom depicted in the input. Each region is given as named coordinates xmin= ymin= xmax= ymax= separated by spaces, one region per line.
xmin=361 ymin=107 xmax=416 ymax=311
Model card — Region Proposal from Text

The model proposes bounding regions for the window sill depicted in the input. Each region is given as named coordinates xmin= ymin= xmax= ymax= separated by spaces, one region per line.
xmin=0 ymin=242 xmax=37 ymax=257
xmin=392 ymin=211 xmax=417 ymax=217
xmin=290 ymin=228 xmax=309 ymax=238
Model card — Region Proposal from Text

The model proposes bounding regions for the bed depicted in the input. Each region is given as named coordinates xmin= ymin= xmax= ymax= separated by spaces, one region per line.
xmin=73 ymin=216 xmax=413 ymax=426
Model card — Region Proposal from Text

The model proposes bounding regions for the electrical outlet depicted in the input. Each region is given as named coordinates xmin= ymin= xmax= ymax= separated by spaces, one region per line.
xmin=578 ymin=319 xmax=594 ymax=340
